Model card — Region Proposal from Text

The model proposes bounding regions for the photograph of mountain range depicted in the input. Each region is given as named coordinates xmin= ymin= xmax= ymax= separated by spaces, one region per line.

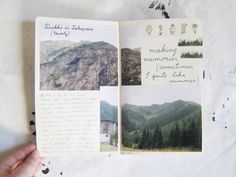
xmin=100 ymin=86 xmax=118 ymax=152
xmin=181 ymin=51 xmax=203 ymax=58
xmin=100 ymin=101 xmax=118 ymax=152
xmin=121 ymin=48 xmax=141 ymax=85
xmin=121 ymin=85 xmax=202 ymax=152
xmin=40 ymin=40 xmax=118 ymax=90
xmin=178 ymin=38 xmax=203 ymax=46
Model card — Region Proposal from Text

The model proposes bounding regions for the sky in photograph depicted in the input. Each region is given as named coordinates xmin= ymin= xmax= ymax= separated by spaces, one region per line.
xmin=121 ymin=85 xmax=201 ymax=106
xmin=40 ymin=18 xmax=118 ymax=47
xmin=100 ymin=86 xmax=118 ymax=106
xmin=120 ymin=22 xmax=141 ymax=49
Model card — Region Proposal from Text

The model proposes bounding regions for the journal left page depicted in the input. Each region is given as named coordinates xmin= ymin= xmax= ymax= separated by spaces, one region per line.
xmin=35 ymin=17 xmax=119 ymax=156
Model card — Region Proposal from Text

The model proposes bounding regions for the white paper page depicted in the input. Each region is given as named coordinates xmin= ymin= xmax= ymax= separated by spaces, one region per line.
xmin=35 ymin=17 xmax=119 ymax=156
xmin=120 ymin=19 xmax=203 ymax=153
xmin=141 ymin=19 xmax=202 ymax=85
xmin=37 ymin=91 xmax=100 ymax=155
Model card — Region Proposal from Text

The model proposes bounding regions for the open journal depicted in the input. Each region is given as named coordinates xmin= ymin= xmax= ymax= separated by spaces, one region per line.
xmin=35 ymin=17 xmax=203 ymax=156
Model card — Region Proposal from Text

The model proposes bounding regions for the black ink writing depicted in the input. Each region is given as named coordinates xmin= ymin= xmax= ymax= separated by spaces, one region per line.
xmin=152 ymin=72 xmax=167 ymax=80
xmin=172 ymin=71 xmax=185 ymax=77
xmin=52 ymin=31 xmax=69 ymax=37
xmin=143 ymin=57 xmax=177 ymax=62
xmin=149 ymin=44 xmax=177 ymax=57
xmin=158 ymin=63 xmax=194 ymax=70
xmin=44 ymin=23 xmax=63 ymax=30
xmin=71 ymin=25 xmax=93 ymax=31
xmin=169 ymin=79 xmax=196 ymax=83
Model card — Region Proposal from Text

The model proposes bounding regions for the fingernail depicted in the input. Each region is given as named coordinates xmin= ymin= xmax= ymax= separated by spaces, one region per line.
xmin=32 ymin=150 xmax=40 ymax=159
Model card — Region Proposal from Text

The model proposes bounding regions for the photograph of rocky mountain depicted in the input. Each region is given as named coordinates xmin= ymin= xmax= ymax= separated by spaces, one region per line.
xmin=40 ymin=40 xmax=118 ymax=90
xmin=121 ymin=85 xmax=202 ymax=152
xmin=121 ymin=48 xmax=141 ymax=85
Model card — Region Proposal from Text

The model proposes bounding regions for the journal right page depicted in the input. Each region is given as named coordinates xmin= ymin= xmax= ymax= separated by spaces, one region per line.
xmin=120 ymin=19 xmax=203 ymax=153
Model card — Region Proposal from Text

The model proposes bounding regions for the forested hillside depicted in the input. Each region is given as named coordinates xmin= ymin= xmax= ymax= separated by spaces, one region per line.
xmin=122 ymin=100 xmax=202 ymax=151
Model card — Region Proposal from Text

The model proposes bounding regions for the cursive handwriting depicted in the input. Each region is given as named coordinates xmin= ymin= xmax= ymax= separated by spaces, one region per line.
xmin=172 ymin=71 xmax=185 ymax=77
xmin=143 ymin=56 xmax=177 ymax=62
xmin=71 ymin=25 xmax=93 ymax=31
xmin=44 ymin=23 xmax=63 ymax=30
xmin=157 ymin=63 xmax=194 ymax=71
xmin=44 ymin=23 xmax=94 ymax=32
xmin=149 ymin=44 xmax=177 ymax=57
xmin=51 ymin=31 xmax=69 ymax=37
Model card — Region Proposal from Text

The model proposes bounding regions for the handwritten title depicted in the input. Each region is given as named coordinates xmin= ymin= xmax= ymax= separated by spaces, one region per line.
xmin=44 ymin=23 xmax=94 ymax=37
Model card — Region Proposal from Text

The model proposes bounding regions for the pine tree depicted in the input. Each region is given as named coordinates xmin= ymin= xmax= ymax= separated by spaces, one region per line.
xmin=169 ymin=123 xmax=180 ymax=148
xmin=153 ymin=125 xmax=163 ymax=148
xmin=145 ymin=129 xmax=151 ymax=149
xmin=139 ymin=128 xmax=147 ymax=149
xmin=196 ymin=117 xmax=202 ymax=149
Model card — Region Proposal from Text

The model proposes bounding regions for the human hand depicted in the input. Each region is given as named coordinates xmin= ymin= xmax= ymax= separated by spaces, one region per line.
xmin=0 ymin=144 xmax=42 ymax=177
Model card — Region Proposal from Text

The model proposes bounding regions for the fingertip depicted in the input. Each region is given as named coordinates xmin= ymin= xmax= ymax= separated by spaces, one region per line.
xmin=28 ymin=143 xmax=36 ymax=149
xmin=33 ymin=150 xmax=40 ymax=158
xmin=23 ymin=143 xmax=36 ymax=154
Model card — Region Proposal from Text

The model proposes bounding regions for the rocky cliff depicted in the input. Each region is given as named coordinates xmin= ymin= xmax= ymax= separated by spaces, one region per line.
xmin=40 ymin=41 xmax=118 ymax=90
xmin=121 ymin=48 xmax=141 ymax=85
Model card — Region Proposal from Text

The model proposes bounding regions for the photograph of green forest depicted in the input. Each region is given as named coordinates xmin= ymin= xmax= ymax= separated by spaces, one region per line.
xmin=121 ymin=85 xmax=202 ymax=152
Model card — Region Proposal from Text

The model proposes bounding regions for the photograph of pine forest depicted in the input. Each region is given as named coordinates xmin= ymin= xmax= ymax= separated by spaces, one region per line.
xmin=121 ymin=86 xmax=202 ymax=152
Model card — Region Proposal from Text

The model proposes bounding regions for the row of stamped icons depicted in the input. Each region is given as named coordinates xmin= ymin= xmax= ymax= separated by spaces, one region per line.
xmin=146 ymin=23 xmax=200 ymax=36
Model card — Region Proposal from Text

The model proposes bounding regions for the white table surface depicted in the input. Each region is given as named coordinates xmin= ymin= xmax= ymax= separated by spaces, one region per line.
xmin=0 ymin=0 xmax=236 ymax=177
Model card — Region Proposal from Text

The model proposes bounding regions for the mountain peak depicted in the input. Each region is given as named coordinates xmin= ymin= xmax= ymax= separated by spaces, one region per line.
xmin=122 ymin=100 xmax=201 ymax=130
xmin=40 ymin=40 xmax=118 ymax=90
